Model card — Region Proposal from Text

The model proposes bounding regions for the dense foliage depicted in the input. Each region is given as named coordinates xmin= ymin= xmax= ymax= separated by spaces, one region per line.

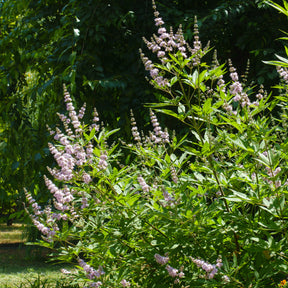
xmin=0 ymin=0 xmax=287 ymax=223
xmin=23 ymin=0 xmax=288 ymax=287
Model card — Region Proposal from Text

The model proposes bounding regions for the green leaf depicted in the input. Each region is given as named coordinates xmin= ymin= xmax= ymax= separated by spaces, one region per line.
xmin=266 ymin=0 xmax=288 ymax=17
xmin=275 ymin=54 xmax=288 ymax=64
xmin=178 ymin=103 xmax=185 ymax=114
xmin=229 ymin=189 xmax=251 ymax=201
xmin=263 ymin=60 xmax=288 ymax=68
xmin=170 ymin=76 xmax=178 ymax=86
xmin=227 ymin=136 xmax=254 ymax=152
xmin=202 ymin=98 xmax=213 ymax=114
xmin=220 ymin=115 xmax=245 ymax=133
xmin=155 ymin=108 xmax=185 ymax=121
xmin=105 ymin=128 xmax=120 ymax=138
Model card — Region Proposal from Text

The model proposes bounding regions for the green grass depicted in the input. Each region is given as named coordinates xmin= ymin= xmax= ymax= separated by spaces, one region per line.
xmin=0 ymin=224 xmax=82 ymax=288
xmin=0 ymin=223 xmax=27 ymax=244
xmin=0 ymin=244 xmax=80 ymax=287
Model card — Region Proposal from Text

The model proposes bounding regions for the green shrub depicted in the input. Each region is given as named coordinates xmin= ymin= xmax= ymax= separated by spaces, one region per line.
xmin=25 ymin=0 xmax=288 ymax=287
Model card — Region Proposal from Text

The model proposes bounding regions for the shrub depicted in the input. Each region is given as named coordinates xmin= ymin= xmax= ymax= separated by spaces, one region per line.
xmin=26 ymin=0 xmax=288 ymax=287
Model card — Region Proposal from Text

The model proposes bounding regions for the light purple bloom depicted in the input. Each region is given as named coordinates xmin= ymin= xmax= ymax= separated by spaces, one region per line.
xmin=120 ymin=279 xmax=131 ymax=287
xmin=166 ymin=265 xmax=178 ymax=277
xmin=154 ymin=253 xmax=169 ymax=265
xmin=83 ymin=172 xmax=92 ymax=184
xmin=137 ymin=176 xmax=150 ymax=193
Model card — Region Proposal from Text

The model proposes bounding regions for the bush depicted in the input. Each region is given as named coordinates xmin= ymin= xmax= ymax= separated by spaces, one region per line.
xmin=25 ymin=0 xmax=288 ymax=287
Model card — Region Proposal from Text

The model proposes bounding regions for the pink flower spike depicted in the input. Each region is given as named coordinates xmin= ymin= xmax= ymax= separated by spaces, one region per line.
xmin=120 ymin=279 xmax=131 ymax=287
xmin=154 ymin=253 xmax=169 ymax=265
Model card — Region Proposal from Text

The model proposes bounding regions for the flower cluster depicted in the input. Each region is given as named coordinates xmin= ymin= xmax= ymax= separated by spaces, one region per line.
xmin=137 ymin=176 xmax=150 ymax=193
xmin=161 ymin=188 xmax=177 ymax=207
xmin=170 ymin=166 xmax=178 ymax=184
xmin=44 ymin=176 xmax=74 ymax=211
xmin=130 ymin=108 xmax=170 ymax=147
xmin=78 ymin=258 xmax=105 ymax=285
xmin=64 ymin=85 xmax=82 ymax=134
xmin=130 ymin=110 xmax=141 ymax=143
xmin=277 ymin=66 xmax=288 ymax=84
xmin=140 ymin=1 xmax=207 ymax=88
xmin=190 ymin=256 xmax=224 ymax=279
xmin=25 ymin=86 xmax=106 ymax=242
xmin=149 ymin=110 xmax=170 ymax=144
xmin=25 ymin=189 xmax=60 ymax=242
xmin=279 ymin=279 xmax=288 ymax=288
xmin=154 ymin=253 xmax=169 ymax=265
xmin=154 ymin=253 xmax=184 ymax=284
xmin=120 ymin=279 xmax=131 ymax=287
xmin=98 ymin=152 xmax=108 ymax=170
xmin=90 ymin=108 xmax=100 ymax=132
xmin=264 ymin=166 xmax=281 ymax=188
xmin=228 ymin=60 xmax=252 ymax=109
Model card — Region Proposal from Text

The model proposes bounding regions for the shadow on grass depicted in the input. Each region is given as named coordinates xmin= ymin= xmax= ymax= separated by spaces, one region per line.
xmin=0 ymin=244 xmax=80 ymax=287
xmin=0 ymin=244 xmax=69 ymax=273
xmin=0 ymin=224 xmax=82 ymax=287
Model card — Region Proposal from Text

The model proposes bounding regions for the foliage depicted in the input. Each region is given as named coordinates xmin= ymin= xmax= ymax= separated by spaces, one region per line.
xmin=24 ymin=1 xmax=288 ymax=287
xmin=155 ymin=0 xmax=287 ymax=85
xmin=15 ymin=275 xmax=82 ymax=288
xmin=0 ymin=0 xmax=153 ymax=223
xmin=1 ymin=0 xmax=287 ymax=225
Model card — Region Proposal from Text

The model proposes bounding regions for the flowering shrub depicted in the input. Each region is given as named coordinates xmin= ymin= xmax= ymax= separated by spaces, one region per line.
xmin=25 ymin=0 xmax=288 ymax=287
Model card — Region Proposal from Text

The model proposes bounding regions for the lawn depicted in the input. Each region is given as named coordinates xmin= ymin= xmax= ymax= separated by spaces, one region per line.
xmin=0 ymin=223 xmax=79 ymax=288
xmin=0 ymin=223 xmax=27 ymax=244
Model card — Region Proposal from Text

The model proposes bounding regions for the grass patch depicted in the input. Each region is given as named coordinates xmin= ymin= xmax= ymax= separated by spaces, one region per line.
xmin=0 ymin=223 xmax=82 ymax=287
xmin=0 ymin=223 xmax=27 ymax=244
xmin=0 ymin=245 xmax=81 ymax=287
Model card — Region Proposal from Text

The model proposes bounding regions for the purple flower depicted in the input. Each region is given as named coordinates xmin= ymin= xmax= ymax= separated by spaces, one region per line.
xmin=120 ymin=279 xmax=131 ymax=287
xmin=190 ymin=256 xmax=223 ymax=279
xmin=78 ymin=103 xmax=86 ymax=119
xmin=150 ymin=68 xmax=159 ymax=78
xmin=88 ymin=282 xmax=102 ymax=288
xmin=170 ymin=166 xmax=178 ymax=183
xmin=158 ymin=27 xmax=166 ymax=34
xmin=155 ymin=17 xmax=164 ymax=26
xmin=137 ymin=176 xmax=150 ymax=192
xmin=154 ymin=253 xmax=169 ymax=265
xmin=166 ymin=265 xmax=178 ymax=277
xmin=78 ymin=259 xmax=105 ymax=281
xmin=83 ymin=172 xmax=92 ymax=184
xmin=157 ymin=51 xmax=165 ymax=58
xmin=98 ymin=153 xmax=108 ymax=170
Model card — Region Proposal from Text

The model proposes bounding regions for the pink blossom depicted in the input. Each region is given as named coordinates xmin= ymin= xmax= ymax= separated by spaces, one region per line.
xmin=137 ymin=176 xmax=150 ymax=192
xmin=98 ymin=153 xmax=108 ymax=170
xmin=83 ymin=172 xmax=92 ymax=184
xmin=155 ymin=17 xmax=164 ymax=26
xmin=154 ymin=253 xmax=169 ymax=265
xmin=120 ymin=279 xmax=131 ymax=287
xmin=166 ymin=265 xmax=178 ymax=277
